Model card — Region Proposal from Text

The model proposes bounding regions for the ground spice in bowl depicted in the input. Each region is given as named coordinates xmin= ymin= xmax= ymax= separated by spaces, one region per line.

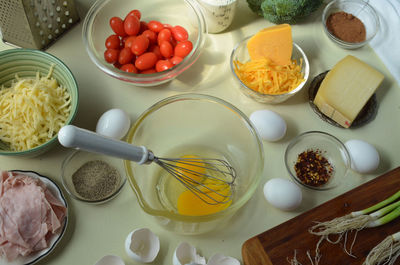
xmin=326 ymin=11 xmax=366 ymax=43
xmin=72 ymin=160 xmax=121 ymax=201
xmin=294 ymin=149 xmax=334 ymax=187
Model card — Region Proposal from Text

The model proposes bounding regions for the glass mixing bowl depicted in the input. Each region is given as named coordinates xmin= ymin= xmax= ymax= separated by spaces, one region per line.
xmin=82 ymin=0 xmax=207 ymax=86
xmin=124 ymin=94 xmax=264 ymax=235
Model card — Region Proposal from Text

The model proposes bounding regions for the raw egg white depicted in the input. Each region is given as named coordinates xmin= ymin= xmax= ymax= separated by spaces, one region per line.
xmin=345 ymin=139 xmax=380 ymax=174
xmin=125 ymin=228 xmax=160 ymax=263
xmin=96 ymin=108 xmax=131 ymax=140
xmin=263 ymin=178 xmax=302 ymax=211
xmin=249 ymin=110 xmax=287 ymax=142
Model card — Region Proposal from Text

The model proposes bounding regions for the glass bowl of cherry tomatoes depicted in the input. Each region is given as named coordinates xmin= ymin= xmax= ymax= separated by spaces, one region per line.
xmin=82 ymin=0 xmax=207 ymax=86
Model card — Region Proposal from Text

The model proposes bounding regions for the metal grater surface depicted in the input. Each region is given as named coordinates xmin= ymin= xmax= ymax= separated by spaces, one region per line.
xmin=0 ymin=0 xmax=80 ymax=50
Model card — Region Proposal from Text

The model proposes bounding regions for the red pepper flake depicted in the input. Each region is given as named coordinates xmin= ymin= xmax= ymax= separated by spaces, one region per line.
xmin=294 ymin=149 xmax=334 ymax=187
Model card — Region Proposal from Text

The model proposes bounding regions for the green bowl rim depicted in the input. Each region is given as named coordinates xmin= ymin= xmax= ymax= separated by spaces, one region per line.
xmin=0 ymin=48 xmax=79 ymax=156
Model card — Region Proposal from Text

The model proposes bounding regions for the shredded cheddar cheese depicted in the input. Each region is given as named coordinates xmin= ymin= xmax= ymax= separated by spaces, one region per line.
xmin=234 ymin=57 xmax=304 ymax=95
xmin=0 ymin=66 xmax=72 ymax=151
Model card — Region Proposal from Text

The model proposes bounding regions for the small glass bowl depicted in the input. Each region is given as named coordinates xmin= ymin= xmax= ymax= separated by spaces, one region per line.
xmin=322 ymin=0 xmax=379 ymax=49
xmin=284 ymin=131 xmax=351 ymax=190
xmin=230 ymin=36 xmax=309 ymax=104
xmin=82 ymin=0 xmax=207 ymax=87
xmin=61 ymin=150 xmax=126 ymax=204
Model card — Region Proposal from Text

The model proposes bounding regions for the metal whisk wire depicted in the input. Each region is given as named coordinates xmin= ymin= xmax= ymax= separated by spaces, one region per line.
xmin=154 ymin=156 xmax=236 ymax=205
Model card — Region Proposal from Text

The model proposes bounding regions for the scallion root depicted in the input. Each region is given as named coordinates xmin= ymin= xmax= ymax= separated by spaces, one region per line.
xmin=364 ymin=235 xmax=400 ymax=265
xmin=309 ymin=214 xmax=372 ymax=236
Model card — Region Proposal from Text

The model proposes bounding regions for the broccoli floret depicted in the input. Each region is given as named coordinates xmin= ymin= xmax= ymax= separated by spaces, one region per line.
xmin=246 ymin=0 xmax=265 ymax=16
xmin=246 ymin=0 xmax=323 ymax=24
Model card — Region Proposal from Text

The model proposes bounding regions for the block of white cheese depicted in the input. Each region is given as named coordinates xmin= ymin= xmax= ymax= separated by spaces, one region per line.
xmin=313 ymin=55 xmax=384 ymax=128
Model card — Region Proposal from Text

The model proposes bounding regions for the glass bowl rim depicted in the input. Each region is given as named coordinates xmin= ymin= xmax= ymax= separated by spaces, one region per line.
xmin=124 ymin=93 xmax=265 ymax=222
xmin=284 ymin=130 xmax=351 ymax=191
xmin=0 ymin=48 xmax=79 ymax=156
xmin=81 ymin=0 xmax=207 ymax=84
xmin=229 ymin=36 xmax=310 ymax=99
xmin=321 ymin=0 xmax=380 ymax=47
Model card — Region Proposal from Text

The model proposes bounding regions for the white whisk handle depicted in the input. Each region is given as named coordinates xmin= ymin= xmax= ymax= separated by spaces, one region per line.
xmin=58 ymin=125 xmax=150 ymax=164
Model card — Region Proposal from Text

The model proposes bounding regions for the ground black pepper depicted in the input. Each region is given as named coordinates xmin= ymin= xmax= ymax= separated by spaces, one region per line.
xmin=72 ymin=160 xmax=120 ymax=200
xmin=294 ymin=149 xmax=334 ymax=187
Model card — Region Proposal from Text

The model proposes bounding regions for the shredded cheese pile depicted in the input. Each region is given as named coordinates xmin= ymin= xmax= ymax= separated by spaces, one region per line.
xmin=0 ymin=67 xmax=71 ymax=151
xmin=234 ymin=58 xmax=304 ymax=95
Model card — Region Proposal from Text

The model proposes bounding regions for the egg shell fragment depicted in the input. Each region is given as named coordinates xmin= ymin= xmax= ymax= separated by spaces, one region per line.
xmin=249 ymin=110 xmax=287 ymax=142
xmin=96 ymin=108 xmax=131 ymax=140
xmin=263 ymin=178 xmax=302 ymax=211
xmin=207 ymin=253 xmax=240 ymax=265
xmin=345 ymin=139 xmax=380 ymax=174
xmin=173 ymin=242 xmax=206 ymax=265
xmin=124 ymin=228 xmax=160 ymax=263
xmin=94 ymin=255 xmax=125 ymax=265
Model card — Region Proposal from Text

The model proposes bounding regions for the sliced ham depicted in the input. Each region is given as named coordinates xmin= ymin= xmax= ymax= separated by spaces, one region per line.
xmin=0 ymin=170 xmax=66 ymax=261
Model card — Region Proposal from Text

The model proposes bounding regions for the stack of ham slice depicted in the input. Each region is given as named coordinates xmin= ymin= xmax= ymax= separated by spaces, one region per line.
xmin=0 ymin=170 xmax=67 ymax=261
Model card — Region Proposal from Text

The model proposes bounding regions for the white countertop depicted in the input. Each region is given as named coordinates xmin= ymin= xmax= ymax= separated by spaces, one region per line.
xmin=1 ymin=0 xmax=400 ymax=264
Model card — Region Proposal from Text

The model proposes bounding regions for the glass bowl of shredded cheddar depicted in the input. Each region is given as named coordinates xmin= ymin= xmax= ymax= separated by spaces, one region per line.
xmin=230 ymin=36 xmax=310 ymax=104
xmin=0 ymin=49 xmax=79 ymax=157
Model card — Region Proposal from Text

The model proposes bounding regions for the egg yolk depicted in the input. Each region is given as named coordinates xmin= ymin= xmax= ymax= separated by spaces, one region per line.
xmin=175 ymin=155 xmax=232 ymax=216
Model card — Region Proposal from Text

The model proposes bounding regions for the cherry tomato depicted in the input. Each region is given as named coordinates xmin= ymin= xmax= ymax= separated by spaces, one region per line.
xmin=139 ymin=21 xmax=148 ymax=34
xmin=171 ymin=25 xmax=188 ymax=42
xmin=118 ymin=47 xmax=134 ymax=65
xmin=104 ymin=48 xmax=120 ymax=63
xmin=163 ymin=23 xmax=173 ymax=29
xmin=124 ymin=15 xmax=140 ymax=36
xmin=155 ymin=59 xmax=174 ymax=72
xmin=120 ymin=63 xmax=138 ymax=73
xmin=124 ymin=36 xmax=136 ymax=49
xmin=125 ymin=9 xmax=141 ymax=20
xmin=110 ymin=17 xmax=126 ymax=37
xmin=157 ymin=28 xmax=172 ymax=45
xmin=131 ymin=34 xmax=149 ymax=56
xmin=135 ymin=52 xmax=158 ymax=70
xmin=169 ymin=56 xmax=183 ymax=65
xmin=140 ymin=68 xmax=156 ymax=74
xmin=105 ymin=34 xmax=121 ymax=49
xmin=142 ymin=30 xmax=157 ymax=44
xmin=174 ymin=41 xmax=193 ymax=58
xmin=149 ymin=44 xmax=162 ymax=59
xmin=148 ymin=20 xmax=164 ymax=33
xmin=159 ymin=40 xmax=173 ymax=58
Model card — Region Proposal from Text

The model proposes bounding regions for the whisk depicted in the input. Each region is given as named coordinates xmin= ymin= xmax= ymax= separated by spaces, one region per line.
xmin=58 ymin=125 xmax=237 ymax=205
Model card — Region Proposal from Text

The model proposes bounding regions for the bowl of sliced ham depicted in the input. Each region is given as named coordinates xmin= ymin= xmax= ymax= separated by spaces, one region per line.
xmin=0 ymin=170 xmax=68 ymax=264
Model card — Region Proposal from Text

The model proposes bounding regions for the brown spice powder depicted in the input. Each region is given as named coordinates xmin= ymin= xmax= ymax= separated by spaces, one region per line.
xmin=326 ymin=11 xmax=366 ymax=43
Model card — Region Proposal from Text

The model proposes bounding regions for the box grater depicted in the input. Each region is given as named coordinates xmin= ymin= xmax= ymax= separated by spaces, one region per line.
xmin=0 ymin=0 xmax=80 ymax=50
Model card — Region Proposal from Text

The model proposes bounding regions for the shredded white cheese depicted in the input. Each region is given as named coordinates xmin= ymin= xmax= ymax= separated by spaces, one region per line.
xmin=0 ymin=66 xmax=72 ymax=151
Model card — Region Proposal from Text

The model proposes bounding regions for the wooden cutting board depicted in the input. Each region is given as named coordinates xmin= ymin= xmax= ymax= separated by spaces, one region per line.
xmin=242 ymin=166 xmax=400 ymax=265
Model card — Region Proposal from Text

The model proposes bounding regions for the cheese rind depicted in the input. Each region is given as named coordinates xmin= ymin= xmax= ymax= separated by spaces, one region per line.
xmin=247 ymin=24 xmax=292 ymax=65
xmin=314 ymin=55 xmax=384 ymax=128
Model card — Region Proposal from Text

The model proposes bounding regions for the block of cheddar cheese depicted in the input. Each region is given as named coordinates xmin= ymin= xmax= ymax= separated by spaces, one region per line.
xmin=313 ymin=55 xmax=384 ymax=128
xmin=246 ymin=24 xmax=292 ymax=66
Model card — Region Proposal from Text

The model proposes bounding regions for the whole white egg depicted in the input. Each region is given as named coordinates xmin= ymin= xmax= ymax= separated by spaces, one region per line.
xmin=345 ymin=139 xmax=380 ymax=174
xmin=249 ymin=110 xmax=287 ymax=142
xmin=263 ymin=178 xmax=302 ymax=211
xmin=96 ymin=109 xmax=131 ymax=140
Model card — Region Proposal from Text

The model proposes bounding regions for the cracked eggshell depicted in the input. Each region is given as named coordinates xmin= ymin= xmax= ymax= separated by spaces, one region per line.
xmin=173 ymin=242 xmax=206 ymax=265
xmin=124 ymin=228 xmax=160 ymax=263
xmin=207 ymin=253 xmax=240 ymax=265
xmin=94 ymin=255 xmax=125 ymax=265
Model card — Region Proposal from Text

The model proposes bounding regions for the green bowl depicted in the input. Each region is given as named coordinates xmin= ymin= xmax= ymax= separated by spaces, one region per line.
xmin=0 ymin=49 xmax=79 ymax=157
